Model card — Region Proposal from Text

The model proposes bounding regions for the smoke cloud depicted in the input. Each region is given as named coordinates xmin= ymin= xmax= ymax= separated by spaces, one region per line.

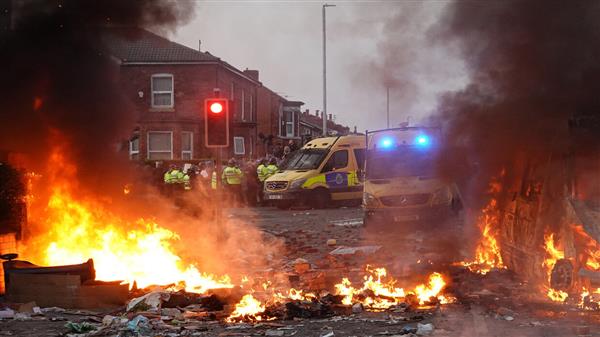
xmin=0 ymin=0 xmax=194 ymax=192
xmin=432 ymin=0 xmax=600 ymax=207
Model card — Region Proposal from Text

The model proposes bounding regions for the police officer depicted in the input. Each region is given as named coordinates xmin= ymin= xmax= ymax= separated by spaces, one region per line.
xmin=256 ymin=159 xmax=268 ymax=205
xmin=266 ymin=157 xmax=279 ymax=179
xmin=222 ymin=158 xmax=243 ymax=205
xmin=164 ymin=164 xmax=184 ymax=195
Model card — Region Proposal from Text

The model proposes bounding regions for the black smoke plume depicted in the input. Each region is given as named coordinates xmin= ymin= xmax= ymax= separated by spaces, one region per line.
xmin=433 ymin=1 xmax=600 ymax=208
xmin=0 ymin=0 xmax=194 ymax=192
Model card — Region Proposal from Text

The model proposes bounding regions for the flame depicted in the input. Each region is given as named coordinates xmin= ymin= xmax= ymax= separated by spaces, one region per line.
xmin=24 ymin=145 xmax=232 ymax=292
xmin=333 ymin=266 xmax=452 ymax=309
xmin=226 ymin=294 xmax=267 ymax=322
xmin=572 ymin=225 xmax=600 ymax=271
xmin=542 ymin=233 xmax=564 ymax=280
xmin=547 ymin=288 xmax=568 ymax=302
xmin=460 ymin=180 xmax=505 ymax=274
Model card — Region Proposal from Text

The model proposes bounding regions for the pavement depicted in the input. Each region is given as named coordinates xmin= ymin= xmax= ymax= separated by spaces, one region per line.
xmin=2 ymin=206 xmax=600 ymax=336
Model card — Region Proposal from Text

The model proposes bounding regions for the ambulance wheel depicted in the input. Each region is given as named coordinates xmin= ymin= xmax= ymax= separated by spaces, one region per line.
xmin=311 ymin=188 xmax=331 ymax=209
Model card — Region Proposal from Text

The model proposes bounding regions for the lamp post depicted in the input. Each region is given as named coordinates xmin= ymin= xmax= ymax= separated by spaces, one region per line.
xmin=322 ymin=3 xmax=335 ymax=136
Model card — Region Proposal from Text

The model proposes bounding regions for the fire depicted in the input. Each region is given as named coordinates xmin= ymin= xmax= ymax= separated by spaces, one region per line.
xmin=572 ymin=225 xmax=600 ymax=271
xmin=542 ymin=233 xmax=564 ymax=280
xmin=333 ymin=266 xmax=452 ymax=309
xmin=226 ymin=294 xmax=267 ymax=322
xmin=460 ymin=180 xmax=505 ymax=274
xmin=547 ymin=288 xmax=568 ymax=302
xmin=24 ymin=146 xmax=232 ymax=292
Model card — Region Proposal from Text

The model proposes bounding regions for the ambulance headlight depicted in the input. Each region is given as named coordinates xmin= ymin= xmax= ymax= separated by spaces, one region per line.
xmin=289 ymin=178 xmax=306 ymax=190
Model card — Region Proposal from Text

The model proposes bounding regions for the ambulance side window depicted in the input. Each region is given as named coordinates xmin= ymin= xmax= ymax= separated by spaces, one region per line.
xmin=322 ymin=150 xmax=348 ymax=172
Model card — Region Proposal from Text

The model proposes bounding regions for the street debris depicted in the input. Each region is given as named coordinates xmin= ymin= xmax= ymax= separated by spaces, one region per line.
xmin=330 ymin=219 xmax=363 ymax=227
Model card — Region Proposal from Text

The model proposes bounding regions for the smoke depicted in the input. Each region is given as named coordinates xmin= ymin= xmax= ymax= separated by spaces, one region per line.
xmin=346 ymin=2 xmax=466 ymax=128
xmin=432 ymin=0 xmax=600 ymax=207
xmin=0 ymin=0 xmax=194 ymax=193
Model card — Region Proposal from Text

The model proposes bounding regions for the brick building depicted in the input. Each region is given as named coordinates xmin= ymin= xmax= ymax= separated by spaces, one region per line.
xmin=103 ymin=27 xmax=300 ymax=162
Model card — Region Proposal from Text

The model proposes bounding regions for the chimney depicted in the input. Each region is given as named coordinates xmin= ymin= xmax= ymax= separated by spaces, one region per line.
xmin=243 ymin=69 xmax=259 ymax=82
xmin=198 ymin=39 xmax=201 ymax=52
xmin=315 ymin=109 xmax=320 ymax=117
xmin=328 ymin=114 xmax=332 ymax=121
xmin=353 ymin=126 xmax=357 ymax=134
xmin=320 ymin=111 xmax=324 ymax=119
xmin=304 ymin=109 xmax=309 ymax=116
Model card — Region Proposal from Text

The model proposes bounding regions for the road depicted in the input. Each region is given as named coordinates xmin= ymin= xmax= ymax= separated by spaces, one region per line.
xmin=1 ymin=206 xmax=597 ymax=336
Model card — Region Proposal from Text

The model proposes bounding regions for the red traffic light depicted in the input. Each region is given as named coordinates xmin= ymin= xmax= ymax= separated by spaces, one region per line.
xmin=204 ymin=98 xmax=229 ymax=148
xmin=210 ymin=102 xmax=223 ymax=114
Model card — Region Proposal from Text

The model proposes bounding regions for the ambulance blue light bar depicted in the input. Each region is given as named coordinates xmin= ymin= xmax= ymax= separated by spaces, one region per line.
xmin=415 ymin=135 xmax=430 ymax=147
xmin=380 ymin=137 xmax=394 ymax=148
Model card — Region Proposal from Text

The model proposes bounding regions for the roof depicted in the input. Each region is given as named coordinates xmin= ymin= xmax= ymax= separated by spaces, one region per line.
xmin=102 ymin=27 xmax=218 ymax=63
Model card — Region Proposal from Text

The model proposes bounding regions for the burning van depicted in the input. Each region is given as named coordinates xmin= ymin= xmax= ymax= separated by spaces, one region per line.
xmin=484 ymin=112 xmax=600 ymax=303
xmin=362 ymin=127 xmax=462 ymax=227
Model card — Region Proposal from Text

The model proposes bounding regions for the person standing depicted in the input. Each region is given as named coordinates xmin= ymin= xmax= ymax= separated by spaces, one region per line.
xmin=256 ymin=159 xmax=268 ymax=205
xmin=266 ymin=157 xmax=279 ymax=178
xmin=243 ymin=160 xmax=258 ymax=207
xmin=222 ymin=158 xmax=243 ymax=206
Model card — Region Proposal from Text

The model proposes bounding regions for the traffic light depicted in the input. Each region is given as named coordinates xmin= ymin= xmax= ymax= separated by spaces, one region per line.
xmin=204 ymin=98 xmax=229 ymax=147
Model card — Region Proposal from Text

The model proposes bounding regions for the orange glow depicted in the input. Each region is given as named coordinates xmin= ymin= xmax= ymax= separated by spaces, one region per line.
xmin=226 ymin=294 xmax=267 ymax=322
xmin=547 ymin=288 xmax=568 ymax=302
xmin=572 ymin=225 xmax=600 ymax=271
xmin=542 ymin=233 xmax=564 ymax=280
xmin=24 ymin=146 xmax=232 ymax=292
xmin=460 ymin=179 xmax=505 ymax=274
xmin=333 ymin=266 xmax=452 ymax=309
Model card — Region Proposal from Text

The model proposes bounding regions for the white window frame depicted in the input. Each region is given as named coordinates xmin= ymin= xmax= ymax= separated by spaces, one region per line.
xmin=233 ymin=136 xmax=245 ymax=155
xmin=129 ymin=137 xmax=139 ymax=160
xmin=241 ymin=89 xmax=246 ymax=121
xmin=181 ymin=131 xmax=193 ymax=160
xmin=151 ymin=74 xmax=174 ymax=108
xmin=285 ymin=111 xmax=294 ymax=138
xmin=147 ymin=131 xmax=173 ymax=160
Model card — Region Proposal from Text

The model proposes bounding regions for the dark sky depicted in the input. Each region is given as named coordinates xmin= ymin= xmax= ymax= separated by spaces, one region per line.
xmin=172 ymin=0 xmax=467 ymax=131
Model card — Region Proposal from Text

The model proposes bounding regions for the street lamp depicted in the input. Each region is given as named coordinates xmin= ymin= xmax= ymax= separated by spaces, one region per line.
xmin=322 ymin=3 xmax=335 ymax=136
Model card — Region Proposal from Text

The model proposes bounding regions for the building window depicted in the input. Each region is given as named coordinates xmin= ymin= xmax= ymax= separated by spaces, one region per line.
xmin=285 ymin=111 xmax=294 ymax=137
xmin=147 ymin=131 xmax=173 ymax=160
xmin=181 ymin=131 xmax=193 ymax=160
xmin=233 ymin=136 xmax=245 ymax=155
xmin=151 ymin=74 xmax=174 ymax=108
xmin=249 ymin=94 xmax=253 ymax=122
xmin=129 ymin=136 xmax=139 ymax=160
xmin=241 ymin=89 xmax=246 ymax=121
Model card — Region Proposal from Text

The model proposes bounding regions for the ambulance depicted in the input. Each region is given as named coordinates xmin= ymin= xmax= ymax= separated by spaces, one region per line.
xmin=264 ymin=135 xmax=366 ymax=209
xmin=362 ymin=127 xmax=462 ymax=226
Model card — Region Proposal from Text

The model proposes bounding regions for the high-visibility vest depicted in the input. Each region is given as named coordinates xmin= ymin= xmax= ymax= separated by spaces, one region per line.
xmin=257 ymin=164 xmax=269 ymax=182
xmin=222 ymin=166 xmax=242 ymax=185
xmin=266 ymin=164 xmax=278 ymax=177
xmin=211 ymin=171 xmax=217 ymax=189
xmin=182 ymin=174 xmax=191 ymax=190
xmin=164 ymin=169 xmax=182 ymax=184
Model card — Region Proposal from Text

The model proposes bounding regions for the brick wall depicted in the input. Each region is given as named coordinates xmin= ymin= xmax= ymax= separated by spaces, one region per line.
xmin=120 ymin=64 xmax=260 ymax=161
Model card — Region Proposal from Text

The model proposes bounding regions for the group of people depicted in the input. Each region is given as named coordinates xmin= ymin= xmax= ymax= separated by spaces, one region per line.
xmin=161 ymin=156 xmax=281 ymax=207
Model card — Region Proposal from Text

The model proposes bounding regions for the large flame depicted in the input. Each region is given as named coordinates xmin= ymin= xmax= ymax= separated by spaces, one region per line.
xmin=460 ymin=180 xmax=505 ymax=274
xmin=23 ymin=146 xmax=232 ymax=292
